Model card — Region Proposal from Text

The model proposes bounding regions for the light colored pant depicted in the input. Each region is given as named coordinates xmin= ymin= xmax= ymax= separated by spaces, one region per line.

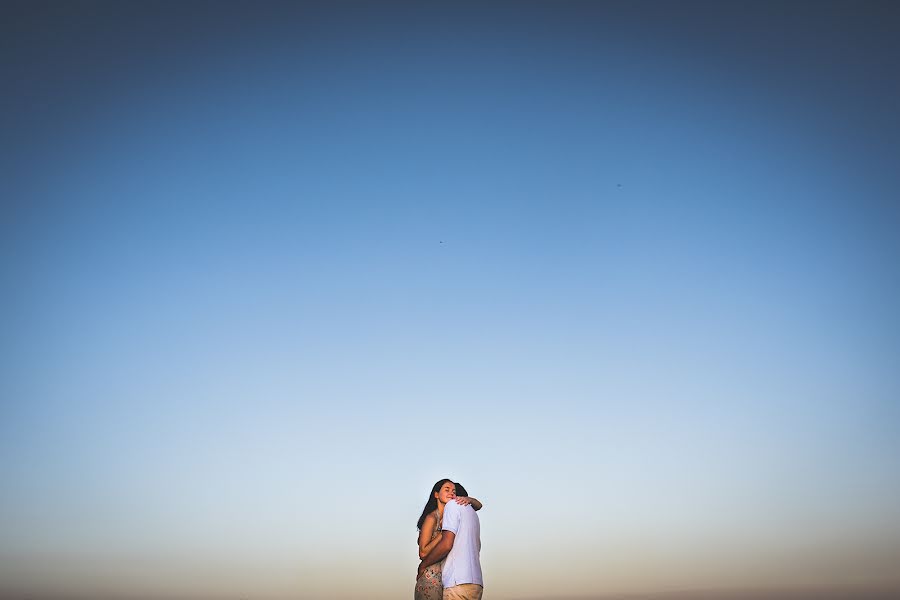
xmin=443 ymin=583 xmax=483 ymax=600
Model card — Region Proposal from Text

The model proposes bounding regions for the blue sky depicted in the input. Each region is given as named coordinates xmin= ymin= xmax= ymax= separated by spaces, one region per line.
xmin=2 ymin=2 xmax=899 ymax=599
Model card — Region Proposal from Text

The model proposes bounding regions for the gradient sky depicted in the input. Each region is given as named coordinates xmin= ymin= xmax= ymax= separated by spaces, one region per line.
xmin=2 ymin=2 xmax=899 ymax=599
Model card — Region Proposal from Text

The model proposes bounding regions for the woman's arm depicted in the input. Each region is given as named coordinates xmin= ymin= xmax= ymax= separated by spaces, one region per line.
xmin=418 ymin=514 xmax=440 ymax=559
xmin=455 ymin=496 xmax=483 ymax=511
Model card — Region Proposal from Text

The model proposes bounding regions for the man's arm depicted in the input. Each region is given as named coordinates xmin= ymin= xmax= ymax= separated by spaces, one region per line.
xmin=418 ymin=531 xmax=455 ymax=578
xmin=419 ymin=531 xmax=443 ymax=559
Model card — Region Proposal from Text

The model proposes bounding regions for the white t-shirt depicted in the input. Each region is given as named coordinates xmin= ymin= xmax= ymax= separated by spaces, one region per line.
xmin=440 ymin=501 xmax=483 ymax=588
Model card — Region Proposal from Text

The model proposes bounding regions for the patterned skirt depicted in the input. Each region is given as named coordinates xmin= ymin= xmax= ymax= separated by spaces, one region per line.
xmin=414 ymin=562 xmax=443 ymax=600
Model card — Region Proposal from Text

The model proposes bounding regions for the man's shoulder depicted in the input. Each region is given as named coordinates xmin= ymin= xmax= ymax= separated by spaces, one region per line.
xmin=446 ymin=501 xmax=476 ymax=518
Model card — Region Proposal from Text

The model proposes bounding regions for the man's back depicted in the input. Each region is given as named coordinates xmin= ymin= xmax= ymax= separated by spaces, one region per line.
xmin=441 ymin=500 xmax=482 ymax=588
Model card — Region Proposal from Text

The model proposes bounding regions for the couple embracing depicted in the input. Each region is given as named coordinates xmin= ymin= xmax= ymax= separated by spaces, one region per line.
xmin=415 ymin=478 xmax=484 ymax=600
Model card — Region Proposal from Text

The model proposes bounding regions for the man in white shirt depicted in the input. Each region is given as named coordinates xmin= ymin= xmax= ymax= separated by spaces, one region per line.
xmin=418 ymin=481 xmax=483 ymax=600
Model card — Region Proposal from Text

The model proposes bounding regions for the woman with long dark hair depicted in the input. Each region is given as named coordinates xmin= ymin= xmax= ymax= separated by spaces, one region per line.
xmin=414 ymin=479 xmax=482 ymax=600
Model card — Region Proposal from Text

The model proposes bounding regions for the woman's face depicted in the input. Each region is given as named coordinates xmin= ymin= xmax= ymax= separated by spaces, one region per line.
xmin=434 ymin=481 xmax=456 ymax=505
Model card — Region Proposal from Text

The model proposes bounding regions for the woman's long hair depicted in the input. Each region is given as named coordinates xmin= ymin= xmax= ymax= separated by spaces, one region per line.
xmin=417 ymin=478 xmax=453 ymax=530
